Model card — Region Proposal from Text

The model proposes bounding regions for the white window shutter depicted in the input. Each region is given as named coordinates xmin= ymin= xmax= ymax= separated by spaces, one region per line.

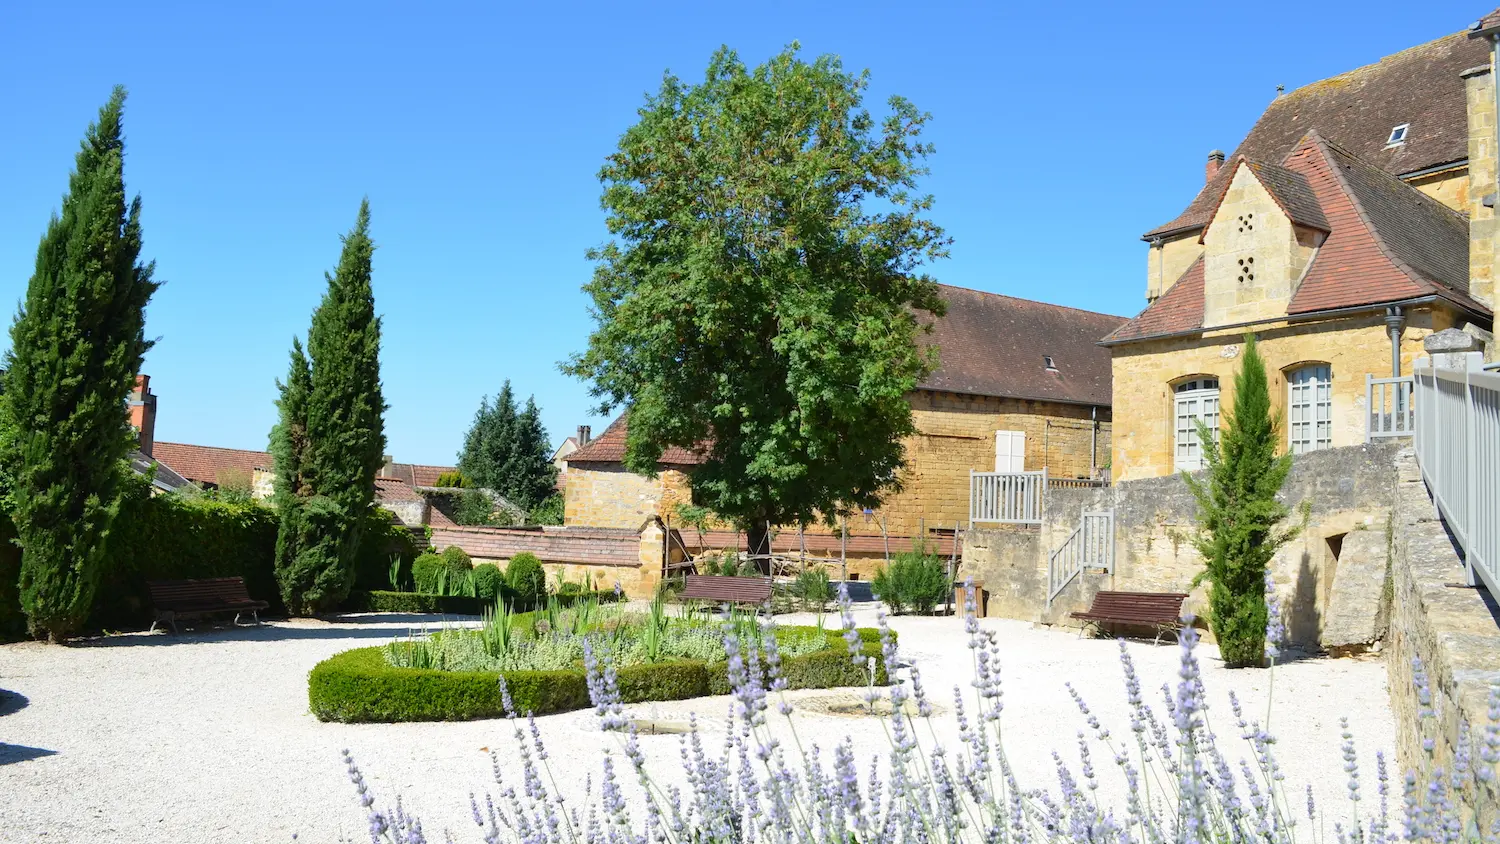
xmin=994 ymin=430 xmax=1026 ymax=472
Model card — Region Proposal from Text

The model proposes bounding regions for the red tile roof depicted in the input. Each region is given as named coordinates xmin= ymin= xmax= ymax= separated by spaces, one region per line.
xmin=374 ymin=476 xmax=423 ymax=503
xmin=151 ymin=442 xmax=270 ymax=486
xmin=566 ymin=414 xmax=707 ymax=466
xmin=918 ymin=284 xmax=1127 ymax=406
xmin=1102 ymin=257 xmax=1205 ymax=343
xmin=1145 ymin=31 xmax=1487 ymax=239
xmin=1107 ymin=133 xmax=1489 ymax=345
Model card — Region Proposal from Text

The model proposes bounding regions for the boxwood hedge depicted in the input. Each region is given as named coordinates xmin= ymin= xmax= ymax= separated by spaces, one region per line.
xmin=308 ymin=628 xmax=889 ymax=722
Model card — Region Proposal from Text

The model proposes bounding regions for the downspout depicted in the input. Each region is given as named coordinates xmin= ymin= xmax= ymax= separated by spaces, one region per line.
xmin=1090 ymin=405 xmax=1098 ymax=478
xmin=1385 ymin=305 xmax=1406 ymax=377
xmin=1151 ymin=237 xmax=1164 ymax=301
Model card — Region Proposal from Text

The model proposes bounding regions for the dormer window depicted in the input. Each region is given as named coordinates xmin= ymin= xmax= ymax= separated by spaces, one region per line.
xmin=1387 ymin=123 xmax=1409 ymax=146
xmin=1043 ymin=355 xmax=1057 ymax=370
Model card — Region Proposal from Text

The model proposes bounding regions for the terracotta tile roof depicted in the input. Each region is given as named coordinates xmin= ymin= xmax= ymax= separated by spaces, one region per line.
xmin=1242 ymin=160 xmax=1329 ymax=231
xmin=374 ymin=476 xmax=423 ymax=504
xmin=1145 ymin=31 xmax=1487 ymax=239
xmin=151 ymin=442 xmax=271 ymax=486
xmin=566 ymin=414 xmax=707 ymax=466
xmin=1102 ymin=257 xmax=1205 ymax=344
xmin=1289 ymin=134 xmax=1481 ymax=314
xmin=918 ymin=284 xmax=1127 ymax=406
xmin=1107 ymin=132 xmax=1489 ymax=345
xmin=1473 ymin=8 xmax=1500 ymax=34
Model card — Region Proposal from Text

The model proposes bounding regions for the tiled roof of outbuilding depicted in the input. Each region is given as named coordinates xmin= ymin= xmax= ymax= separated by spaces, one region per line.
xmin=1145 ymin=31 xmax=1487 ymax=239
xmin=151 ymin=442 xmax=270 ymax=485
xmin=918 ymin=284 xmax=1126 ymax=406
xmin=565 ymin=414 xmax=707 ymax=466
xmin=1101 ymin=258 xmax=1205 ymax=343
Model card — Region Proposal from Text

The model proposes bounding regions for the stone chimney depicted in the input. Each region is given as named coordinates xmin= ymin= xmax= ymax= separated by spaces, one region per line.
xmin=577 ymin=425 xmax=592 ymax=446
xmin=127 ymin=375 xmax=156 ymax=456
xmin=380 ymin=455 xmax=396 ymax=478
xmin=1206 ymin=150 xmax=1225 ymax=184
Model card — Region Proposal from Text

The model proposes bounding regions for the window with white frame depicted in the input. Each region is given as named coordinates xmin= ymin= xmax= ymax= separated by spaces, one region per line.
xmin=1288 ymin=365 xmax=1333 ymax=454
xmin=1174 ymin=378 xmax=1220 ymax=472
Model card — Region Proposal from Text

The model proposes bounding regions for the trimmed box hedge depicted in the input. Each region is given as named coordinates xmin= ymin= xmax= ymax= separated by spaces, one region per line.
xmin=308 ymin=630 xmax=890 ymax=722
xmin=344 ymin=588 xmax=626 ymax=617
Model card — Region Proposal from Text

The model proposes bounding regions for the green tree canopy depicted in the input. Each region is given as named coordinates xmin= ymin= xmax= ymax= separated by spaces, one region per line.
xmin=1184 ymin=334 xmax=1298 ymax=668
xmin=457 ymin=383 xmax=558 ymax=512
xmin=273 ymin=201 xmax=386 ymax=614
xmin=1 ymin=87 xmax=159 ymax=641
xmin=565 ymin=44 xmax=949 ymax=557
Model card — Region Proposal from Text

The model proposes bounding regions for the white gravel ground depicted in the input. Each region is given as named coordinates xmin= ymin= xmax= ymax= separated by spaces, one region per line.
xmin=0 ymin=607 xmax=1394 ymax=843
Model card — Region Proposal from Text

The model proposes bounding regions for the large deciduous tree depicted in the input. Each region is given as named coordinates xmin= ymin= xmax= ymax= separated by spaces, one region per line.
xmin=566 ymin=45 xmax=949 ymax=559
xmin=457 ymin=383 xmax=557 ymax=512
xmin=1184 ymin=335 xmax=1298 ymax=668
xmin=1 ymin=87 xmax=159 ymax=641
xmin=273 ymin=201 xmax=386 ymax=614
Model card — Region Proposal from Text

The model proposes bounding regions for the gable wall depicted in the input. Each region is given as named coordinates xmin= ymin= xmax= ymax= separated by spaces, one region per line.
xmin=1202 ymin=166 xmax=1322 ymax=326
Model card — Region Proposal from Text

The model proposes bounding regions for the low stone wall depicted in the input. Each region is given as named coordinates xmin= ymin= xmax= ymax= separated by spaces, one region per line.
xmin=1385 ymin=449 xmax=1500 ymax=829
xmin=965 ymin=442 xmax=1400 ymax=645
xmin=430 ymin=523 xmax=679 ymax=598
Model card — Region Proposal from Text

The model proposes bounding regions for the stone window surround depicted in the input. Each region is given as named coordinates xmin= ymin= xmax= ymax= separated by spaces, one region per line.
xmin=1170 ymin=374 xmax=1220 ymax=472
xmin=1285 ymin=361 xmax=1334 ymax=454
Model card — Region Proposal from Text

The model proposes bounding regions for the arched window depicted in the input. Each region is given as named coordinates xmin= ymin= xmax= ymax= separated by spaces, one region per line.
xmin=1288 ymin=364 xmax=1332 ymax=453
xmin=1173 ymin=377 xmax=1220 ymax=471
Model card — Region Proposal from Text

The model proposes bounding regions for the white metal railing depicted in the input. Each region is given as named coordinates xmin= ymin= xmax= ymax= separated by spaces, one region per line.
xmin=1367 ymin=374 xmax=1415 ymax=440
xmin=1047 ymin=508 xmax=1115 ymax=607
xmin=969 ymin=469 xmax=1047 ymax=525
xmin=1412 ymin=353 xmax=1500 ymax=594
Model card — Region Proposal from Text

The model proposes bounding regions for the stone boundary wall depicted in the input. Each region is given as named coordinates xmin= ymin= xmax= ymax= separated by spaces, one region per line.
xmin=965 ymin=442 xmax=1400 ymax=644
xmin=1385 ymin=449 xmax=1500 ymax=829
xmin=431 ymin=525 xmax=644 ymax=568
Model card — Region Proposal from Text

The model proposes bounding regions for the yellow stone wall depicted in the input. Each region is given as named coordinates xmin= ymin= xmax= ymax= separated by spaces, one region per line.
xmin=564 ymin=465 xmax=694 ymax=530
xmin=1410 ymin=167 xmax=1471 ymax=212
xmin=1110 ymin=308 xmax=1452 ymax=482
xmin=564 ymin=391 xmax=1111 ymax=540
xmin=1466 ymin=65 xmax=1497 ymax=313
xmin=1145 ymin=232 xmax=1204 ymax=302
xmin=1202 ymin=165 xmax=1323 ymax=326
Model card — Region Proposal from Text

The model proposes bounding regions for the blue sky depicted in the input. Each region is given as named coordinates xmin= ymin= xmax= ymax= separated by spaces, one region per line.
xmin=0 ymin=1 xmax=1485 ymax=465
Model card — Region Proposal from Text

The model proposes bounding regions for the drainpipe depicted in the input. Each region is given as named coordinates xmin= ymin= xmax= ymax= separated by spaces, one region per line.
xmin=1385 ymin=306 xmax=1406 ymax=377
xmin=1089 ymin=405 xmax=1098 ymax=478
xmin=1150 ymin=237 xmax=1164 ymax=301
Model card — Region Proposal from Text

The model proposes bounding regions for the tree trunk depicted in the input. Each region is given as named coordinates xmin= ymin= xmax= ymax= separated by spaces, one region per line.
xmin=746 ymin=521 xmax=773 ymax=574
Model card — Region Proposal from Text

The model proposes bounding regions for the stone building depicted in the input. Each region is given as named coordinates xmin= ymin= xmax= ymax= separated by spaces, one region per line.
xmin=1107 ymin=23 xmax=1496 ymax=483
xmin=562 ymin=283 xmax=1126 ymax=549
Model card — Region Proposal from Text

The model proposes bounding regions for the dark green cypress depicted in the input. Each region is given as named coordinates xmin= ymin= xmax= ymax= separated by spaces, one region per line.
xmin=506 ymin=397 xmax=558 ymax=511
xmin=276 ymin=201 xmax=386 ymax=614
xmin=0 ymin=87 xmax=160 ymax=641
xmin=457 ymin=383 xmax=556 ymax=512
xmin=1184 ymin=334 xmax=1298 ymax=668
xmin=269 ymin=339 xmax=314 ymax=610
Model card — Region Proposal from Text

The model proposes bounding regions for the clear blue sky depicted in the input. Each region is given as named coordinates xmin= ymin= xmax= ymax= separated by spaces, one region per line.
xmin=0 ymin=1 xmax=1485 ymax=465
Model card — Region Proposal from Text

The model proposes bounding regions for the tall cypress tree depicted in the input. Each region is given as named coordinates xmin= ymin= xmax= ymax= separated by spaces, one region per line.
xmin=457 ymin=382 xmax=556 ymax=511
xmin=0 ymin=88 xmax=159 ymax=641
xmin=506 ymin=397 xmax=558 ymax=510
xmin=269 ymin=339 xmax=313 ymax=608
xmin=275 ymin=201 xmax=386 ymax=614
xmin=1184 ymin=334 xmax=1298 ymax=668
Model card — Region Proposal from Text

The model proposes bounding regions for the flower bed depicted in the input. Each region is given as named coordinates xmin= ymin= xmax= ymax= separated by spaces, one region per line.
xmin=308 ymin=624 xmax=888 ymax=722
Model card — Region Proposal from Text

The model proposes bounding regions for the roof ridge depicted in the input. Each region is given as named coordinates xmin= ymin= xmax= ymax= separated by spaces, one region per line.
xmin=154 ymin=441 xmax=270 ymax=456
xmin=1274 ymin=30 xmax=1467 ymax=104
xmin=932 ymin=282 xmax=1127 ymax=321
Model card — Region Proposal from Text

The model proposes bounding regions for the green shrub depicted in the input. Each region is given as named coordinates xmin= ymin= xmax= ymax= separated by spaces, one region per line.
xmin=440 ymin=545 xmax=473 ymax=579
xmin=344 ymin=591 xmax=486 ymax=615
xmin=871 ymin=543 xmax=949 ymax=615
xmin=528 ymin=493 xmax=564 ymax=526
xmin=506 ymin=553 xmax=546 ymax=605
xmin=434 ymin=470 xmax=467 ymax=488
xmin=352 ymin=510 xmax=423 ymax=591
xmin=472 ymin=565 xmax=507 ymax=602
xmin=454 ymin=489 xmax=503 ymax=526
xmin=411 ymin=553 xmax=443 ymax=593
xmin=790 ymin=566 xmax=832 ymax=610
xmin=308 ymin=636 xmax=886 ymax=722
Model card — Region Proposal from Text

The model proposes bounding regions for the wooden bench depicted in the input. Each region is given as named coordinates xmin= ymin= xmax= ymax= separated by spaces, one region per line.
xmin=147 ymin=577 xmax=269 ymax=634
xmin=681 ymin=574 xmax=773 ymax=613
xmin=1071 ymin=591 xmax=1188 ymax=644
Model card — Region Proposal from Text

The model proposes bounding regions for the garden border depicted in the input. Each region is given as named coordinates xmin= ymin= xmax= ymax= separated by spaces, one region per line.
xmin=308 ymin=628 xmax=889 ymax=722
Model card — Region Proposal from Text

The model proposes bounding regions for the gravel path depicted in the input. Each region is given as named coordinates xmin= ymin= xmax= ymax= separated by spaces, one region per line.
xmin=0 ymin=609 xmax=1395 ymax=842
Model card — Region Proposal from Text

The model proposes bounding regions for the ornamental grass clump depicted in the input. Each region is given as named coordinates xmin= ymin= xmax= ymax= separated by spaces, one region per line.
xmin=345 ymin=579 xmax=1500 ymax=843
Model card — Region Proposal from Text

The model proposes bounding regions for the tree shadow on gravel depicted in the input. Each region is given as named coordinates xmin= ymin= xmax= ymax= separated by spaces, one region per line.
xmin=0 ymin=688 xmax=30 ymax=717
xmin=0 ymin=742 xmax=56 ymax=765
xmin=71 ymin=613 xmax=480 ymax=649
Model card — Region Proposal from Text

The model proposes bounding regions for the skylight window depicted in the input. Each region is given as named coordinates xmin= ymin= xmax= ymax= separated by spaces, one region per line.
xmin=1387 ymin=123 xmax=1409 ymax=145
xmin=1044 ymin=355 xmax=1057 ymax=370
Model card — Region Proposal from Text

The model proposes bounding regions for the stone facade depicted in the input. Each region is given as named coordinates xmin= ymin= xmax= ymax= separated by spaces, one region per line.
xmin=564 ymin=390 xmax=1110 ymax=543
xmin=1465 ymin=65 xmax=1497 ymax=314
xmin=964 ymin=442 xmax=1400 ymax=646
xmin=1384 ymin=449 xmax=1500 ymax=831
xmin=563 ymin=464 xmax=694 ymax=531
xmin=1109 ymin=308 xmax=1455 ymax=483
xmin=1145 ymin=234 xmax=1205 ymax=303
xmin=1201 ymin=165 xmax=1323 ymax=327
